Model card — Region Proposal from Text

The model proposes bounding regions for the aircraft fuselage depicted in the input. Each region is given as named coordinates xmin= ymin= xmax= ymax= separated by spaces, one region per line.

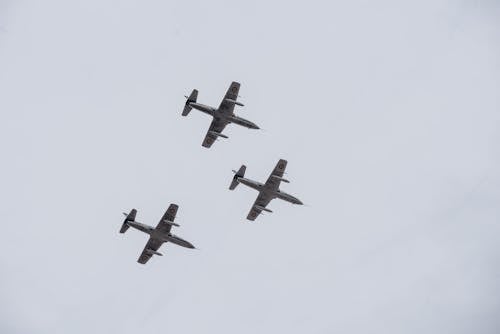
xmin=127 ymin=221 xmax=153 ymax=234
xmin=189 ymin=102 xmax=259 ymax=129
xmin=189 ymin=102 xmax=215 ymax=116
xmin=126 ymin=222 xmax=194 ymax=249
xmin=237 ymin=177 xmax=303 ymax=205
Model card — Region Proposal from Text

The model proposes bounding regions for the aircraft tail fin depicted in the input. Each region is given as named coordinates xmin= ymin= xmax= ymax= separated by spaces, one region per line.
xmin=229 ymin=165 xmax=246 ymax=190
xmin=120 ymin=209 xmax=137 ymax=233
xmin=182 ymin=89 xmax=198 ymax=116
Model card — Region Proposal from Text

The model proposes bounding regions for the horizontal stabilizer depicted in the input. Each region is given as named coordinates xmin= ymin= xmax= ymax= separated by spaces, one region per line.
xmin=229 ymin=165 xmax=246 ymax=190
xmin=119 ymin=224 xmax=130 ymax=234
xmin=182 ymin=89 xmax=198 ymax=116
xmin=119 ymin=224 xmax=129 ymax=233
xmin=120 ymin=209 xmax=137 ymax=233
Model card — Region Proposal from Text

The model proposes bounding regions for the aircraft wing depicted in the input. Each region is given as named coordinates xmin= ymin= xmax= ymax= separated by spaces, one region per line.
xmin=264 ymin=159 xmax=288 ymax=190
xmin=217 ymin=81 xmax=240 ymax=116
xmin=247 ymin=192 xmax=273 ymax=221
xmin=202 ymin=118 xmax=228 ymax=148
xmin=137 ymin=237 xmax=163 ymax=264
xmin=154 ymin=204 xmax=179 ymax=233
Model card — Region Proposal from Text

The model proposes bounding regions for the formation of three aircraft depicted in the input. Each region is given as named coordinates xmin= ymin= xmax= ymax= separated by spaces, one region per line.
xmin=120 ymin=82 xmax=303 ymax=264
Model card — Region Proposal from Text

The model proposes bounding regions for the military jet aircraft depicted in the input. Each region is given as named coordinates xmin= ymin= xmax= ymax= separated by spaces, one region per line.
xmin=120 ymin=204 xmax=195 ymax=264
xmin=182 ymin=81 xmax=260 ymax=148
xmin=229 ymin=159 xmax=303 ymax=221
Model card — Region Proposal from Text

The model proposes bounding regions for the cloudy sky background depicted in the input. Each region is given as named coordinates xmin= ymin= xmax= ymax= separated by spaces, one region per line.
xmin=1 ymin=0 xmax=499 ymax=333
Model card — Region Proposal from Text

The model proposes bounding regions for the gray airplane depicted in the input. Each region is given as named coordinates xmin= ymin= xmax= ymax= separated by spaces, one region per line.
xmin=120 ymin=204 xmax=195 ymax=264
xmin=182 ymin=81 xmax=260 ymax=148
xmin=229 ymin=159 xmax=303 ymax=221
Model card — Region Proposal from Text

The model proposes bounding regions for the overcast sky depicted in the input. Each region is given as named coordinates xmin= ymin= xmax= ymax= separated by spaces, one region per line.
xmin=1 ymin=0 xmax=499 ymax=333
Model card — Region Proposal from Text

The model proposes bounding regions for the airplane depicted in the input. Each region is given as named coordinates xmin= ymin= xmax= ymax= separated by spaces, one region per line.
xmin=119 ymin=204 xmax=195 ymax=264
xmin=182 ymin=81 xmax=260 ymax=148
xmin=229 ymin=159 xmax=303 ymax=221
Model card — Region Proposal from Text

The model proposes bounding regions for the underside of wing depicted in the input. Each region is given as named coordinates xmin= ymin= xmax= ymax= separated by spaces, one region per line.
xmin=247 ymin=193 xmax=273 ymax=221
xmin=265 ymin=159 xmax=288 ymax=189
xmin=138 ymin=237 xmax=163 ymax=264
xmin=155 ymin=204 xmax=178 ymax=233
xmin=218 ymin=81 xmax=240 ymax=116
xmin=202 ymin=118 xmax=228 ymax=148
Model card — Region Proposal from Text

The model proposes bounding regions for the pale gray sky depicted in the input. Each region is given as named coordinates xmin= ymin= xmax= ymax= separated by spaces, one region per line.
xmin=1 ymin=1 xmax=499 ymax=333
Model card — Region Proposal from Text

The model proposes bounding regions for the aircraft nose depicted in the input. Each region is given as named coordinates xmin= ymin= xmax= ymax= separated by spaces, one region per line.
xmin=248 ymin=122 xmax=259 ymax=129
xmin=184 ymin=240 xmax=195 ymax=249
